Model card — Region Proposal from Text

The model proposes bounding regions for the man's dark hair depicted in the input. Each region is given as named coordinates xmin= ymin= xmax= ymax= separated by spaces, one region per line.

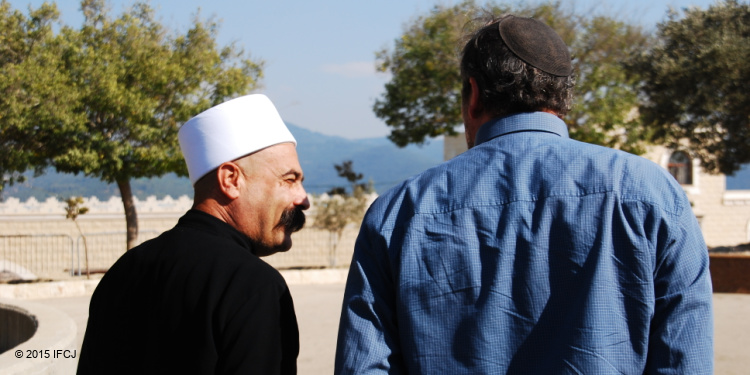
xmin=460 ymin=15 xmax=575 ymax=119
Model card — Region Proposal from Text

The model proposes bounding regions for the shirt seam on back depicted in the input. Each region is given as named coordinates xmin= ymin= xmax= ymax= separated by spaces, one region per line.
xmin=408 ymin=190 xmax=682 ymax=217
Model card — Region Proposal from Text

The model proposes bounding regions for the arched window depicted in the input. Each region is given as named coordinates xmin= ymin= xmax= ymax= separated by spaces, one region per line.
xmin=668 ymin=151 xmax=693 ymax=185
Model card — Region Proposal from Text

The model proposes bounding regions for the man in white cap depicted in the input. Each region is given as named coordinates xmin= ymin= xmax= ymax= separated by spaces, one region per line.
xmin=78 ymin=94 xmax=309 ymax=375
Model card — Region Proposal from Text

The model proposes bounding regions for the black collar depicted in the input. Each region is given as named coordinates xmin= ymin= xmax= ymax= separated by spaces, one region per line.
xmin=176 ymin=209 xmax=256 ymax=254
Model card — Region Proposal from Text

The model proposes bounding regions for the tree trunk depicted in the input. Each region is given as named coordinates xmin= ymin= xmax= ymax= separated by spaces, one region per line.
xmin=117 ymin=178 xmax=139 ymax=250
xmin=329 ymin=231 xmax=342 ymax=268
xmin=74 ymin=220 xmax=90 ymax=279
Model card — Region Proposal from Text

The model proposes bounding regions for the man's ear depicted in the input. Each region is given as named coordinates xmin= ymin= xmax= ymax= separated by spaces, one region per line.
xmin=216 ymin=162 xmax=243 ymax=200
xmin=463 ymin=76 xmax=490 ymax=148
xmin=466 ymin=77 xmax=485 ymax=120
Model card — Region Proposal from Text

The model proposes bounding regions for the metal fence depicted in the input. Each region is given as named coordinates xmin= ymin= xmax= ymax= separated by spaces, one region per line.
xmin=0 ymin=235 xmax=75 ymax=280
xmin=73 ymin=230 xmax=161 ymax=276
xmin=0 ymin=226 xmax=358 ymax=280
xmin=265 ymin=228 xmax=358 ymax=270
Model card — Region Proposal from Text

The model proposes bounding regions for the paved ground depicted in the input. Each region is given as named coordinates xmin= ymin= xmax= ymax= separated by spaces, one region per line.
xmin=32 ymin=283 xmax=344 ymax=374
xmin=34 ymin=286 xmax=750 ymax=374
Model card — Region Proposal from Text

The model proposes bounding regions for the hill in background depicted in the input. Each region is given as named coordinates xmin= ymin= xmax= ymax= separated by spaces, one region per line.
xmin=5 ymin=121 xmax=747 ymax=202
xmin=1 ymin=123 xmax=445 ymax=201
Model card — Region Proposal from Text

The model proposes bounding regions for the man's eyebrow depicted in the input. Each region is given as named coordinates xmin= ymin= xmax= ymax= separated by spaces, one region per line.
xmin=282 ymin=169 xmax=304 ymax=181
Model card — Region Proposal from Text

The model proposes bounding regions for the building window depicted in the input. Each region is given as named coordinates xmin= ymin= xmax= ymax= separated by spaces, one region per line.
xmin=668 ymin=151 xmax=693 ymax=185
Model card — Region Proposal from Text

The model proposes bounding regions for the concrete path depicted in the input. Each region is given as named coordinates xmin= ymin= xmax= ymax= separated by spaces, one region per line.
xmin=713 ymin=293 xmax=750 ymax=375
xmin=30 ymin=283 xmax=345 ymax=374
xmin=32 ymin=287 xmax=750 ymax=374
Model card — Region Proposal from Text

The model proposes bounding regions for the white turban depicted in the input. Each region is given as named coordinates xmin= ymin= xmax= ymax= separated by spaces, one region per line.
xmin=178 ymin=94 xmax=297 ymax=185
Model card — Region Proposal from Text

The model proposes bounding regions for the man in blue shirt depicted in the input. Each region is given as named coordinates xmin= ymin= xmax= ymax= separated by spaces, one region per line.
xmin=335 ymin=15 xmax=713 ymax=374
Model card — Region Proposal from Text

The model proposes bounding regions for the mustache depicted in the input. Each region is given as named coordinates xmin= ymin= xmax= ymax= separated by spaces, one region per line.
xmin=277 ymin=206 xmax=306 ymax=233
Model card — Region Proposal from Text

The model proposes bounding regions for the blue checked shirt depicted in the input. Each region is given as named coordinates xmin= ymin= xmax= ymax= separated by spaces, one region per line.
xmin=335 ymin=112 xmax=713 ymax=374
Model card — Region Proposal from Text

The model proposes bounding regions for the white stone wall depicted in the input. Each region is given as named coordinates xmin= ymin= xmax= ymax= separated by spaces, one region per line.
xmin=0 ymin=194 xmax=367 ymax=277
xmin=0 ymin=193 xmax=377 ymax=239
xmin=0 ymin=195 xmax=193 ymax=239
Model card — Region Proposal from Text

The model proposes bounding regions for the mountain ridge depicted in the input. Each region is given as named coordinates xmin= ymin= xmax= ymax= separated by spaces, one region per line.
xmin=5 ymin=122 xmax=746 ymax=202
xmin=1 ymin=123 xmax=445 ymax=201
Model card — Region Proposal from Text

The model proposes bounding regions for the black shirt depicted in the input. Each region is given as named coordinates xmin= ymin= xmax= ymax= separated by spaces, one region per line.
xmin=78 ymin=210 xmax=299 ymax=374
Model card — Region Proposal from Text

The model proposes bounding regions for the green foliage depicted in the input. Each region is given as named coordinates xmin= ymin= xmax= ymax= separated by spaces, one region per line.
xmin=327 ymin=160 xmax=372 ymax=196
xmin=313 ymin=191 xmax=367 ymax=267
xmin=313 ymin=193 xmax=367 ymax=240
xmin=0 ymin=0 xmax=263 ymax=248
xmin=373 ymin=0 xmax=477 ymax=147
xmin=64 ymin=196 xmax=89 ymax=220
xmin=375 ymin=0 xmax=652 ymax=154
xmin=53 ymin=0 xmax=263 ymax=183
xmin=313 ymin=161 xmax=371 ymax=265
xmin=631 ymin=0 xmax=750 ymax=174
xmin=316 ymin=160 xmax=371 ymax=234
xmin=0 ymin=0 xmax=78 ymax=190
xmin=568 ymin=14 xmax=653 ymax=154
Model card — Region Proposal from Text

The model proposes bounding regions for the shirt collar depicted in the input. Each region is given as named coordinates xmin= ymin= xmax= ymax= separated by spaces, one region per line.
xmin=178 ymin=209 xmax=257 ymax=255
xmin=474 ymin=112 xmax=569 ymax=146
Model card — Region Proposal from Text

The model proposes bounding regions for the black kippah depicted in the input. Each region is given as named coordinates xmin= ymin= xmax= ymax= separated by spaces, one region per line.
xmin=498 ymin=16 xmax=572 ymax=77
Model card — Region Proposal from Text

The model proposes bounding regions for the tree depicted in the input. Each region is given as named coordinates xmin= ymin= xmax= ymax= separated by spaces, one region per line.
xmin=327 ymin=160 xmax=370 ymax=195
xmin=374 ymin=0 xmax=653 ymax=154
xmin=0 ymin=0 xmax=263 ymax=249
xmin=630 ymin=0 xmax=750 ymax=174
xmin=65 ymin=196 xmax=90 ymax=278
xmin=313 ymin=160 xmax=372 ymax=266
xmin=567 ymin=14 xmax=653 ymax=154
xmin=0 ymin=1 xmax=80 ymax=191
xmin=373 ymin=1 xmax=470 ymax=147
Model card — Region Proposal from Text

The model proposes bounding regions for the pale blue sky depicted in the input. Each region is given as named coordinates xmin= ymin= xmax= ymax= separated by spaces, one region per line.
xmin=7 ymin=0 xmax=721 ymax=139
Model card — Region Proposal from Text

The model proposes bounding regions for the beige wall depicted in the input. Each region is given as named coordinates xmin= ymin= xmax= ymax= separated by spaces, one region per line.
xmin=0 ymin=195 xmax=189 ymax=239
xmin=0 ymin=215 xmax=180 ymax=239
xmin=644 ymin=147 xmax=750 ymax=247
xmin=444 ymin=133 xmax=468 ymax=161
xmin=0 ymin=195 xmax=361 ymax=278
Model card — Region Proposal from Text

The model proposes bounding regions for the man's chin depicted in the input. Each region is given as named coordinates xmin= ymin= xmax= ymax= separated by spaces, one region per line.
xmin=253 ymin=237 xmax=293 ymax=257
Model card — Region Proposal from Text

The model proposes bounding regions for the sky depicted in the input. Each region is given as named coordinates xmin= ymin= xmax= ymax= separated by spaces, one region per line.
xmin=6 ymin=0 xmax=722 ymax=140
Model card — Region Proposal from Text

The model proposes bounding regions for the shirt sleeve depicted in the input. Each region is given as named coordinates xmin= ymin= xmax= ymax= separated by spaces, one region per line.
xmin=335 ymin=210 xmax=405 ymax=374
xmin=646 ymin=205 xmax=714 ymax=374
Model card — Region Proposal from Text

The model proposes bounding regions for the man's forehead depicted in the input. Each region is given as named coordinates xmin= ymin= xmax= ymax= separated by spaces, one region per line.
xmin=243 ymin=142 xmax=302 ymax=173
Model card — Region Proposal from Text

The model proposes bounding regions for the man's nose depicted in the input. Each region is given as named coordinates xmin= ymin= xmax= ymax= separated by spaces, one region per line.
xmin=295 ymin=191 xmax=311 ymax=210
